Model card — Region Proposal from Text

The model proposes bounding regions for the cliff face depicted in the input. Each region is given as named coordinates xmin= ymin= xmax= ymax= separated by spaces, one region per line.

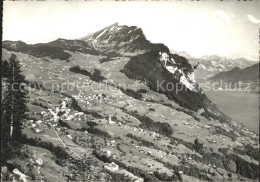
xmin=159 ymin=52 xmax=198 ymax=92
xmin=122 ymin=50 xmax=228 ymax=122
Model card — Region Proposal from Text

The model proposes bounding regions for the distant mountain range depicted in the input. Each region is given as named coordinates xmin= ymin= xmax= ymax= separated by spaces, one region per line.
xmin=170 ymin=50 xmax=256 ymax=83
xmin=170 ymin=50 xmax=193 ymax=60
xmin=208 ymin=63 xmax=259 ymax=93
xmin=209 ymin=63 xmax=259 ymax=83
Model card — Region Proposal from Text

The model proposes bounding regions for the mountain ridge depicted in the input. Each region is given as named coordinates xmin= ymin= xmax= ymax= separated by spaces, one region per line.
xmin=185 ymin=54 xmax=254 ymax=83
xmin=209 ymin=63 xmax=259 ymax=84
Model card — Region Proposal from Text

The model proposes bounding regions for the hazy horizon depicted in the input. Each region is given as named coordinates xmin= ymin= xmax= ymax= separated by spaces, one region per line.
xmin=3 ymin=1 xmax=260 ymax=61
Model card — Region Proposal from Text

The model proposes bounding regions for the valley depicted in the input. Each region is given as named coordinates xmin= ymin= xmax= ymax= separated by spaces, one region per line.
xmin=1 ymin=23 xmax=259 ymax=182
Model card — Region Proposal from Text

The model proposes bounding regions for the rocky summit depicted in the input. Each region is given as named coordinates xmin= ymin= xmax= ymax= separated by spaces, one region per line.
xmin=82 ymin=23 xmax=168 ymax=54
xmin=1 ymin=23 xmax=259 ymax=182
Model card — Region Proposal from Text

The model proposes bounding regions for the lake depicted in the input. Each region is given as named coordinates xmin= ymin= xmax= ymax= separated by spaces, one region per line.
xmin=205 ymin=90 xmax=259 ymax=134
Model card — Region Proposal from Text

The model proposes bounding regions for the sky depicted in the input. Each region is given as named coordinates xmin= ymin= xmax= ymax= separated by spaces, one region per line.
xmin=3 ymin=1 xmax=260 ymax=61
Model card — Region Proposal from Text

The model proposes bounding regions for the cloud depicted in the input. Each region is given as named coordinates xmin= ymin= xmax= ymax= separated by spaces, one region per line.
xmin=215 ymin=10 xmax=235 ymax=21
xmin=247 ymin=14 xmax=260 ymax=24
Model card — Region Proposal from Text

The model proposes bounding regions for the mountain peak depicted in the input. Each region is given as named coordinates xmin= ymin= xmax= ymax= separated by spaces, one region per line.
xmin=170 ymin=50 xmax=193 ymax=60
xmin=81 ymin=23 xmax=168 ymax=54
xmin=101 ymin=22 xmax=119 ymax=30
xmin=110 ymin=22 xmax=119 ymax=27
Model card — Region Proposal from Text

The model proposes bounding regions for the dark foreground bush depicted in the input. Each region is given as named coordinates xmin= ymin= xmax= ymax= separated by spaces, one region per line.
xmin=22 ymin=135 xmax=70 ymax=159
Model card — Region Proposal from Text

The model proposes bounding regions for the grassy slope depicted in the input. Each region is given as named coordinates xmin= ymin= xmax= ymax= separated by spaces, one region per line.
xmin=2 ymin=48 xmax=259 ymax=182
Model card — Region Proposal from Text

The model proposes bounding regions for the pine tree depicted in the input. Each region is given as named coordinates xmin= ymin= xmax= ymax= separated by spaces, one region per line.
xmin=1 ymin=59 xmax=12 ymax=164
xmin=1 ymin=54 xmax=28 ymax=148
xmin=8 ymin=54 xmax=28 ymax=143
xmin=1 ymin=60 xmax=10 ymax=78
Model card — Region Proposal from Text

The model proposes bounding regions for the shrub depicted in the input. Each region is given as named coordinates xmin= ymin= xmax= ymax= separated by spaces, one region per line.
xmin=22 ymin=135 xmax=69 ymax=159
xmin=194 ymin=138 xmax=203 ymax=154
xmin=58 ymin=119 xmax=72 ymax=129
xmin=136 ymin=115 xmax=173 ymax=137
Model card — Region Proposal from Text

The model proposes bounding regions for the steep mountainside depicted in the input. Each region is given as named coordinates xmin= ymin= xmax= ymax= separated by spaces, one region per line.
xmin=122 ymin=51 xmax=228 ymax=122
xmin=1 ymin=23 xmax=259 ymax=182
xmin=82 ymin=23 xmax=168 ymax=54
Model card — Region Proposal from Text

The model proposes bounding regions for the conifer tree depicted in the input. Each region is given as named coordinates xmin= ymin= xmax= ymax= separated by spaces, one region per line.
xmin=1 ymin=54 xmax=28 ymax=147
xmin=1 ymin=60 xmax=10 ymax=78
xmin=1 ymin=59 xmax=12 ymax=164
xmin=9 ymin=54 xmax=28 ymax=143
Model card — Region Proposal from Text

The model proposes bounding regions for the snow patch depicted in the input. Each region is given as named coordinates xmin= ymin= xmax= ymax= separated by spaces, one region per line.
xmin=201 ymin=64 xmax=206 ymax=69
xmin=95 ymin=29 xmax=108 ymax=41
xmin=116 ymin=27 xmax=123 ymax=31
xmin=110 ymin=26 xmax=115 ymax=32
xmin=208 ymin=67 xmax=215 ymax=71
